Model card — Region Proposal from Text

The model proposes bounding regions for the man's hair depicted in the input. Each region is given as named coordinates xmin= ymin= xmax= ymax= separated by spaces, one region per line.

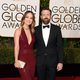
xmin=40 ymin=7 xmax=52 ymax=15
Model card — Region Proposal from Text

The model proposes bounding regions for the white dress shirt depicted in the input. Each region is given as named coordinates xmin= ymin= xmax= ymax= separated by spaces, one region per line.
xmin=42 ymin=23 xmax=51 ymax=46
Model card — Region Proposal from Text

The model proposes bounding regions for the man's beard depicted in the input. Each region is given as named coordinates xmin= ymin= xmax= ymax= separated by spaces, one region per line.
xmin=42 ymin=18 xmax=50 ymax=24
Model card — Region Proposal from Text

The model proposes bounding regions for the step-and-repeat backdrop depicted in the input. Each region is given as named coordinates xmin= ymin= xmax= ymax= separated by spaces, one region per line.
xmin=0 ymin=0 xmax=40 ymax=37
xmin=49 ymin=0 xmax=80 ymax=38
xmin=0 ymin=0 xmax=80 ymax=38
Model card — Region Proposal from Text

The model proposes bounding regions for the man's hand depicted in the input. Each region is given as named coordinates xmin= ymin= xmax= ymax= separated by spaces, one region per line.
xmin=57 ymin=63 xmax=63 ymax=71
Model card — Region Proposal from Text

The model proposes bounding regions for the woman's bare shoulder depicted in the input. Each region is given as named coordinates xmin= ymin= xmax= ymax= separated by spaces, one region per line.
xmin=14 ymin=27 xmax=22 ymax=36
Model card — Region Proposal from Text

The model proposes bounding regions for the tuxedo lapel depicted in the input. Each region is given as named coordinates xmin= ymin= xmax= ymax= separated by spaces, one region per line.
xmin=39 ymin=26 xmax=45 ymax=47
xmin=47 ymin=24 xmax=53 ymax=47
xmin=38 ymin=24 xmax=54 ymax=47
xmin=39 ymin=24 xmax=53 ymax=47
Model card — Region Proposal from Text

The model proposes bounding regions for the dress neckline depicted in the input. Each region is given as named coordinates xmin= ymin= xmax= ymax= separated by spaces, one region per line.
xmin=22 ymin=27 xmax=32 ymax=46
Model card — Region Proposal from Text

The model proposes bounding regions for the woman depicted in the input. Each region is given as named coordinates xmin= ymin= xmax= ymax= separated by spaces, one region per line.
xmin=14 ymin=11 xmax=36 ymax=80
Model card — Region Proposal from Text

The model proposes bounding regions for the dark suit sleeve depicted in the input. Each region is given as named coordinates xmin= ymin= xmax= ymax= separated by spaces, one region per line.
xmin=56 ymin=27 xmax=64 ymax=63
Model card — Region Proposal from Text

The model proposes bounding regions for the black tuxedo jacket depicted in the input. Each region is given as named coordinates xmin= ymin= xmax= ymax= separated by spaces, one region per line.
xmin=34 ymin=23 xmax=63 ymax=64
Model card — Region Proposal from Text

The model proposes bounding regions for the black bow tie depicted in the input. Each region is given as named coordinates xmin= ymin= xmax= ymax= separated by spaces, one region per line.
xmin=43 ymin=25 xmax=49 ymax=28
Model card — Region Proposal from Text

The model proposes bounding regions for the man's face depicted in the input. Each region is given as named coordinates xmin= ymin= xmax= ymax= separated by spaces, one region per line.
xmin=41 ymin=10 xmax=51 ymax=24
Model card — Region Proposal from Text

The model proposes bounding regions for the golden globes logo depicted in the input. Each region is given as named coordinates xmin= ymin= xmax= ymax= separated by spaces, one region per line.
xmin=1 ymin=1 xmax=37 ymax=29
xmin=0 ymin=0 xmax=39 ymax=37
xmin=51 ymin=6 xmax=80 ymax=30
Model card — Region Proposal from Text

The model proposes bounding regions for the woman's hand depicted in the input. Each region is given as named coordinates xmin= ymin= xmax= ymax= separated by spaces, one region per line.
xmin=14 ymin=60 xmax=21 ymax=68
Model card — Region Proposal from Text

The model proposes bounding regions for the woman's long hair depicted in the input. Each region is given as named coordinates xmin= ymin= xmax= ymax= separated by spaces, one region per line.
xmin=20 ymin=11 xmax=35 ymax=33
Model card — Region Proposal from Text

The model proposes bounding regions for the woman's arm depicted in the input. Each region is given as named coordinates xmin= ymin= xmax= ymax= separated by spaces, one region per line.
xmin=14 ymin=28 xmax=20 ymax=68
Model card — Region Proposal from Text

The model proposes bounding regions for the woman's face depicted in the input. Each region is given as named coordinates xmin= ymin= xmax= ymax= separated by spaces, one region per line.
xmin=24 ymin=13 xmax=33 ymax=26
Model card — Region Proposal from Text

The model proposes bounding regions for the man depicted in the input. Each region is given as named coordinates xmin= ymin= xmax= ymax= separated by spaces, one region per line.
xmin=35 ymin=7 xmax=63 ymax=80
